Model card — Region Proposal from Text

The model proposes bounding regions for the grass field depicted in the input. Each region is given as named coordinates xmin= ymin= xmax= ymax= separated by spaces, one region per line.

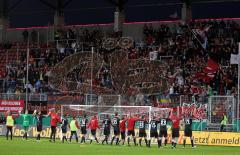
xmin=0 ymin=137 xmax=240 ymax=155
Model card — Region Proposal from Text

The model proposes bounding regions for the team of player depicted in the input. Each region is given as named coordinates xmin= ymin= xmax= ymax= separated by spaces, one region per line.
xmin=4 ymin=108 xmax=196 ymax=148
xmin=59 ymin=109 xmax=196 ymax=148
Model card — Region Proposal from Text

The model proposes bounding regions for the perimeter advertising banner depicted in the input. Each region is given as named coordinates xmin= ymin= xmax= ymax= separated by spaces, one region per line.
xmin=180 ymin=131 xmax=240 ymax=147
xmin=0 ymin=100 xmax=24 ymax=112
xmin=0 ymin=125 xmax=239 ymax=147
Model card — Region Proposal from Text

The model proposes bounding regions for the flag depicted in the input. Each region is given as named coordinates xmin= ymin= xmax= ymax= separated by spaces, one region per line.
xmin=195 ymin=72 xmax=214 ymax=83
xmin=205 ymin=58 xmax=219 ymax=71
xmin=230 ymin=54 xmax=239 ymax=64
xmin=169 ymin=11 xmax=178 ymax=19
xmin=192 ymin=25 xmax=211 ymax=49
xmin=203 ymin=59 xmax=219 ymax=79
xmin=159 ymin=98 xmax=171 ymax=104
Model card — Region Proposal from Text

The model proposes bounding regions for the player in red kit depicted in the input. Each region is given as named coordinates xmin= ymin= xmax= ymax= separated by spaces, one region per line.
xmin=47 ymin=109 xmax=61 ymax=142
xmin=88 ymin=115 xmax=99 ymax=144
xmin=169 ymin=108 xmax=182 ymax=149
xmin=127 ymin=115 xmax=139 ymax=146
xmin=119 ymin=116 xmax=127 ymax=145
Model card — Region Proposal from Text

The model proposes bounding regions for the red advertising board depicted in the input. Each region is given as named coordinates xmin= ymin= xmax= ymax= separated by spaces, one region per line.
xmin=0 ymin=100 xmax=24 ymax=112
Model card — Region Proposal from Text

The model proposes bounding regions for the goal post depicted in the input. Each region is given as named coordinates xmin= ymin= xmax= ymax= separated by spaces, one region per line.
xmin=208 ymin=95 xmax=236 ymax=125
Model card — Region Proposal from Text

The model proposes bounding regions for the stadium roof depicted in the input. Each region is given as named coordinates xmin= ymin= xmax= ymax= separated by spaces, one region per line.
xmin=2 ymin=0 xmax=240 ymax=27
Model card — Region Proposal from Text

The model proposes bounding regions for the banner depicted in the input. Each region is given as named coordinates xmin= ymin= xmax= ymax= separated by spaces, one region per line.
xmin=0 ymin=124 xmax=239 ymax=146
xmin=179 ymin=131 xmax=240 ymax=147
xmin=181 ymin=103 xmax=207 ymax=119
xmin=0 ymin=125 xmax=113 ymax=140
xmin=0 ymin=100 xmax=24 ymax=112
xmin=0 ymin=125 xmax=63 ymax=138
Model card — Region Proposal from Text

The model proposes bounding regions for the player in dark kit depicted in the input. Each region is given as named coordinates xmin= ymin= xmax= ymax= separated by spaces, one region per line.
xmin=183 ymin=115 xmax=196 ymax=148
xmin=80 ymin=113 xmax=88 ymax=144
xmin=102 ymin=114 xmax=111 ymax=145
xmin=61 ymin=114 xmax=69 ymax=143
xmin=138 ymin=115 xmax=148 ymax=147
xmin=149 ymin=116 xmax=160 ymax=147
xmin=33 ymin=110 xmax=45 ymax=142
xmin=169 ymin=108 xmax=182 ymax=149
xmin=111 ymin=112 xmax=120 ymax=145
xmin=159 ymin=112 xmax=169 ymax=148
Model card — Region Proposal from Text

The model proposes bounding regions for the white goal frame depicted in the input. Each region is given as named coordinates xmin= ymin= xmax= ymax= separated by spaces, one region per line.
xmin=208 ymin=95 xmax=236 ymax=125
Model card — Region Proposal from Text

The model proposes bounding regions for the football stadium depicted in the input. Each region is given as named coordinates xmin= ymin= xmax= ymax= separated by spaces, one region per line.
xmin=0 ymin=0 xmax=240 ymax=155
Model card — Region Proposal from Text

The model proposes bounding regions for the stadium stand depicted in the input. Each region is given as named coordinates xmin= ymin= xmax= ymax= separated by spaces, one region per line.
xmin=0 ymin=20 xmax=239 ymax=103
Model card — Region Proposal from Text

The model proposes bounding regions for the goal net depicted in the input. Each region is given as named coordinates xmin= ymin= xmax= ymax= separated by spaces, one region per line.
xmin=208 ymin=96 xmax=236 ymax=125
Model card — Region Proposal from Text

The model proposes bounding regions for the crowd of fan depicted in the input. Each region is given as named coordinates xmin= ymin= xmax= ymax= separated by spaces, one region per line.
xmin=0 ymin=43 xmax=54 ymax=94
xmin=126 ymin=20 xmax=239 ymax=102
xmin=0 ymin=28 xmax=106 ymax=94
xmin=0 ymin=20 xmax=239 ymax=105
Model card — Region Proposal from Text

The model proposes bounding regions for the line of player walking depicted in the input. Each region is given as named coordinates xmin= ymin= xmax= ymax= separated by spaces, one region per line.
xmin=4 ymin=108 xmax=196 ymax=149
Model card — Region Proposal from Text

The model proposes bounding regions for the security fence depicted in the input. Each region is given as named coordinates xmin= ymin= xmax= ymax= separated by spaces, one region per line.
xmin=0 ymin=93 xmax=239 ymax=132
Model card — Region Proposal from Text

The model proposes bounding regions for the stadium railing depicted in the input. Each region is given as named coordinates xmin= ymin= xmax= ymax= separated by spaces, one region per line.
xmin=0 ymin=93 xmax=47 ymax=101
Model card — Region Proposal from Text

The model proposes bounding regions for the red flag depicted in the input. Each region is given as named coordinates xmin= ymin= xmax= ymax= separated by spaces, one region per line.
xmin=196 ymin=59 xmax=219 ymax=82
xmin=195 ymin=72 xmax=213 ymax=83
xmin=204 ymin=59 xmax=219 ymax=73
xmin=207 ymin=59 xmax=219 ymax=70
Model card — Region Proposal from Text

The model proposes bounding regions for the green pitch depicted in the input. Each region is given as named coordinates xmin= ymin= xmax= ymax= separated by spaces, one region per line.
xmin=0 ymin=137 xmax=239 ymax=155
